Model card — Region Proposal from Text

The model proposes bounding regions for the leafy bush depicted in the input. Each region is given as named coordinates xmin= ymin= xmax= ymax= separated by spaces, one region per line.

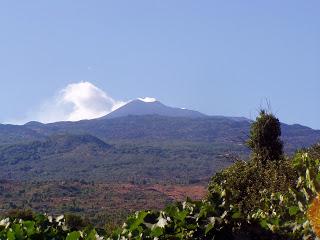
xmin=107 ymin=199 xmax=234 ymax=240
xmin=248 ymin=149 xmax=320 ymax=239
xmin=208 ymin=158 xmax=297 ymax=216
xmin=247 ymin=110 xmax=284 ymax=165
xmin=65 ymin=213 xmax=91 ymax=231
xmin=5 ymin=209 xmax=35 ymax=221
xmin=0 ymin=214 xmax=101 ymax=240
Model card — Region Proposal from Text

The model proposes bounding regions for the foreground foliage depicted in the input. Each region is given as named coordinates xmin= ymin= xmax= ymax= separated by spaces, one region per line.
xmin=1 ymin=145 xmax=319 ymax=239
xmin=0 ymin=214 xmax=101 ymax=240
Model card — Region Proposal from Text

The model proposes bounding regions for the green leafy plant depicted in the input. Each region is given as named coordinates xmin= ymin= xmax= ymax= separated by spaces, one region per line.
xmin=0 ymin=214 xmax=102 ymax=240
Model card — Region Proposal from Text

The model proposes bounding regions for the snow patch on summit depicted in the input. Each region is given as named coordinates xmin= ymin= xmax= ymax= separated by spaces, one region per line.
xmin=138 ymin=97 xmax=157 ymax=103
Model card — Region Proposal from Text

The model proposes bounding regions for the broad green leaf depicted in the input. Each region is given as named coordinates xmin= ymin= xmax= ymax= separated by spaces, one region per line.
xmin=231 ymin=211 xmax=241 ymax=219
xmin=66 ymin=231 xmax=81 ymax=240
xmin=288 ymin=206 xmax=300 ymax=216
xmin=151 ymin=226 xmax=163 ymax=237
xmin=12 ymin=224 xmax=24 ymax=240
xmin=205 ymin=223 xmax=214 ymax=235
xmin=128 ymin=211 xmax=148 ymax=232
xmin=259 ymin=219 xmax=268 ymax=229
xmin=23 ymin=220 xmax=35 ymax=235
xmin=84 ymin=229 xmax=97 ymax=240
xmin=7 ymin=231 xmax=15 ymax=240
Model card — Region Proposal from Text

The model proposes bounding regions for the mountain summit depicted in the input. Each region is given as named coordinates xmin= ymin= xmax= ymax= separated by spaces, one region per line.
xmin=103 ymin=98 xmax=207 ymax=119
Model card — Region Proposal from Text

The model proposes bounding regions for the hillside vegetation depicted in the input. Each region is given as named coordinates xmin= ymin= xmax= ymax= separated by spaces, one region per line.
xmin=1 ymin=115 xmax=319 ymax=184
xmin=1 ymin=111 xmax=320 ymax=239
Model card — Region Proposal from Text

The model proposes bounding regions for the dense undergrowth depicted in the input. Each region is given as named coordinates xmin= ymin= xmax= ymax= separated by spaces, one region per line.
xmin=1 ymin=112 xmax=320 ymax=239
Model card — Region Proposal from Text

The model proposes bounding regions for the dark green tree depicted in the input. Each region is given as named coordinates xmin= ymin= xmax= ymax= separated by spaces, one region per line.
xmin=247 ymin=110 xmax=284 ymax=165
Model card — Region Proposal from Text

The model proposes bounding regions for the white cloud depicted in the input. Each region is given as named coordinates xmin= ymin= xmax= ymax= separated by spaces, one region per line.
xmin=33 ymin=81 xmax=126 ymax=123
xmin=3 ymin=81 xmax=162 ymax=125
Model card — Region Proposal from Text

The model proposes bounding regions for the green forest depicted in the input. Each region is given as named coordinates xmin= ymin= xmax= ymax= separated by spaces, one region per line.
xmin=1 ymin=111 xmax=320 ymax=239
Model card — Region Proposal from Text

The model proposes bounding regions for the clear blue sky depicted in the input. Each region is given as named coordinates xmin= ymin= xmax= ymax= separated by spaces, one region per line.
xmin=0 ymin=1 xmax=319 ymax=128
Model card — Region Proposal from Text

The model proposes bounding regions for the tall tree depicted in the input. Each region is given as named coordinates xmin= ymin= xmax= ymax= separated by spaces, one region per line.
xmin=247 ymin=110 xmax=283 ymax=165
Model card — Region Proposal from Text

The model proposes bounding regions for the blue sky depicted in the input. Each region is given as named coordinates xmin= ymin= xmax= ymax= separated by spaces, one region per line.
xmin=0 ymin=1 xmax=319 ymax=128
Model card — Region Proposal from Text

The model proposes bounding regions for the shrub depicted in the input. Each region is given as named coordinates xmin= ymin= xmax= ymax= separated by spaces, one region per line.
xmin=65 ymin=213 xmax=91 ymax=231
xmin=5 ymin=209 xmax=34 ymax=221
xmin=247 ymin=110 xmax=284 ymax=165
xmin=208 ymin=158 xmax=296 ymax=215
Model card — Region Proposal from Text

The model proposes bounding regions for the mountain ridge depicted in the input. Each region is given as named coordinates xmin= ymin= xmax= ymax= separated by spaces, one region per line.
xmin=102 ymin=98 xmax=207 ymax=119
